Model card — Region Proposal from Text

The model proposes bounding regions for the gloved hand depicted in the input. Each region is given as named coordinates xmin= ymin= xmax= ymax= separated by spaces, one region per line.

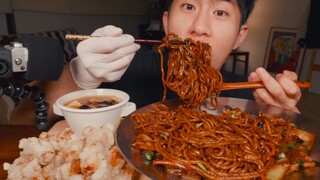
xmin=70 ymin=25 xmax=141 ymax=89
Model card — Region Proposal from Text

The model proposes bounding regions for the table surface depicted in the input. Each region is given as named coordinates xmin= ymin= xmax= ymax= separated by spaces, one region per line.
xmin=0 ymin=124 xmax=41 ymax=179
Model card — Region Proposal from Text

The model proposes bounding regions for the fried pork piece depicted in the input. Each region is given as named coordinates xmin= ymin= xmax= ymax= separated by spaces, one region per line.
xmin=20 ymin=136 xmax=56 ymax=166
xmin=55 ymin=128 xmax=84 ymax=163
xmin=3 ymin=134 xmax=53 ymax=180
xmin=108 ymin=146 xmax=135 ymax=179
xmin=79 ymin=124 xmax=133 ymax=179
xmin=3 ymin=124 xmax=134 ymax=180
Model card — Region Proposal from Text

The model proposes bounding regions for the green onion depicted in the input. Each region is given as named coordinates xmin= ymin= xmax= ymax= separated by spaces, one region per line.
xmin=210 ymin=93 xmax=217 ymax=99
xmin=196 ymin=162 xmax=207 ymax=172
xmin=159 ymin=133 xmax=168 ymax=140
xmin=278 ymin=143 xmax=295 ymax=149
xmin=313 ymin=160 xmax=320 ymax=167
xmin=296 ymin=159 xmax=304 ymax=166
xmin=296 ymin=138 xmax=304 ymax=144
xmin=144 ymin=151 xmax=155 ymax=161
xmin=257 ymin=121 xmax=264 ymax=128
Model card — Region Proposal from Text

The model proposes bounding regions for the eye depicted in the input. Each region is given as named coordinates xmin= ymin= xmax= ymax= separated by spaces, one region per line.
xmin=213 ymin=10 xmax=228 ymax=16
xmin=182 ymin=3 xmax=195 ymax=11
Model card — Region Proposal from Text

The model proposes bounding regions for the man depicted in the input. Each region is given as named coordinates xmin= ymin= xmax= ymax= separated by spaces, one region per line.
xmin=11 ymin=0 xmax=301 ymax=125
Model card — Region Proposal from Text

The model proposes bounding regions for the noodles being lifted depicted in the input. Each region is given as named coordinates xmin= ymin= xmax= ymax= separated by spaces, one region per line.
xmin=131 ymin=34 xmax=318 ymax=179
xmin=158 ymin=33 xmax=222 ymax=107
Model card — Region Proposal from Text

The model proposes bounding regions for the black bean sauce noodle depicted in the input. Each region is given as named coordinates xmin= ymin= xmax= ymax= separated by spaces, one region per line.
xmin=158 ymin=33 xmax=222 ymax=107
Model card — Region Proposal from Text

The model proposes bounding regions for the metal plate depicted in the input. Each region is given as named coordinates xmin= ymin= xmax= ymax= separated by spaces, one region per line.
xmin=116 ymin=97 xmax=320 ymax=180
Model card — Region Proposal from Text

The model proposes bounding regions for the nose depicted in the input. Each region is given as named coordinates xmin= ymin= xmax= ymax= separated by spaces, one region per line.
xmin=190 ymin=11 xmax=211 ymax=37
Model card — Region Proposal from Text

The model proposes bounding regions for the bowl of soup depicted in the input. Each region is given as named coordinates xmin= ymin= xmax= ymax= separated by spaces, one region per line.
xmin=53 ymin=89 xmax=136 ymax=138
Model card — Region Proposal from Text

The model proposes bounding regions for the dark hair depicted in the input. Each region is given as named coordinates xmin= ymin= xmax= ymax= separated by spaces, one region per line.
xmin=166 ymin=0 xmax=256 ymax=25
xmin=237 ymin=0 xmax=256 ymax=24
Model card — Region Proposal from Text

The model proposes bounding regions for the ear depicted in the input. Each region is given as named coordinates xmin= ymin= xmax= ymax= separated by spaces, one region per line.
xmin=162 ymin=11 xmax=169 ymax=34
xmin=233 ymin=25 xmax=248 ymax=50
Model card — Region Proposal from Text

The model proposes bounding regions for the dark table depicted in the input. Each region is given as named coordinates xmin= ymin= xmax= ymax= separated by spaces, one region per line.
xmin=0 ymin=124 xmax=41 ymax=179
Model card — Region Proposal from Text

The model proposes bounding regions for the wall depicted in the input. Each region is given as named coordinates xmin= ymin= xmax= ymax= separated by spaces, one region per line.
xmin=0 ymin=14 xmax=8 ymax=35
xmin=1 ymin=0 xmax=151 ymax=36
xmin=0 ymin=0 xmax=11 ymax=35
xmin=13 ymin=11 xmax=148 ymax=36
xmin=299 ymin=49 xmax=320 ymax=94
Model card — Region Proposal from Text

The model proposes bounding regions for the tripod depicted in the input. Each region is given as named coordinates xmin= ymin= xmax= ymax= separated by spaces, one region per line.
xmin=0 ymin=81 xmax=50 ymax=131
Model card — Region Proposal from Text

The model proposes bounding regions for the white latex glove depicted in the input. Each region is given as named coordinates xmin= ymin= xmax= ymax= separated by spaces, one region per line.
xmin=70 ymin=25 xmax=141 ymax=89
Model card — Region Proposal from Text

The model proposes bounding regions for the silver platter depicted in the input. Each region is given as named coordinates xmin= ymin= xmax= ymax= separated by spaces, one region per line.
xmin=116 ymin=97 xmax=320 ymax=180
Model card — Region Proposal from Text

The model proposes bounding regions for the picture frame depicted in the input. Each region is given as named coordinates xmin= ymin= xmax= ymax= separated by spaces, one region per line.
xmin=263 ymin=27 xmax=301 ymax=74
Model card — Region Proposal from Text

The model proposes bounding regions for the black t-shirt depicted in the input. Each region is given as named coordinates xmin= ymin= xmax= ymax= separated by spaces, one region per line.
xmin=99 ymin=46 xmax=254 ymax=109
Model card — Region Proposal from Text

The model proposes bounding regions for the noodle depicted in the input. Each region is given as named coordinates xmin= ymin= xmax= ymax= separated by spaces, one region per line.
xmin=158 ymin=33 xmax=222 ymax=107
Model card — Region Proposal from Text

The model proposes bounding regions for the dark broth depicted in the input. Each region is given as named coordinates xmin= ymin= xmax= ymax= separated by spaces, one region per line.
xmin=64 ymin=95 xmax=121 ymax=109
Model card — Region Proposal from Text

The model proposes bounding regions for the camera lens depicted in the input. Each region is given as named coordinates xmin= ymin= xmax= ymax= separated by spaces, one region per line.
xmin=0 ymin=59 xmax=12 ymax=79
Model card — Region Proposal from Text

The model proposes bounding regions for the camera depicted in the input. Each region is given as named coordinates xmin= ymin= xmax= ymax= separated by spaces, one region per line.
xmin=0 ymin=42 xmax=28 ymax=79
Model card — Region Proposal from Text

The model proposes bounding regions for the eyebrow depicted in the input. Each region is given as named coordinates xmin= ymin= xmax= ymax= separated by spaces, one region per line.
xmin=213 ymin=0 xmax=235 ymax=4
xmin=205 ymin=0 xmax=237 ymax=7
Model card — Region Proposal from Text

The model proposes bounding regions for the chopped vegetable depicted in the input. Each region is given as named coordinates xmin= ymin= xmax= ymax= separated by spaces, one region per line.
xmin=258 ymin=121 xmax=264 ymax=128
xmin=313 ymin=160 xmax=320 ymax=167
xmin=144 ymin=150 xmax=155 ymax=161
xmin=266 ymin=164 xmax=289 ymax=180
xmin=159 ymin=133 xmax=168 ymax=140
xmin=278 ymin=143 xmax=295 ymax=149
xmin=277 ymin=152 xmax=286 ymax=159
xmin=296 ymin=138 xmax=304 ymax=144
xmin=196 ymin=162 xmax=207 ymax=172
xmin=224 ymin=105 xmax=233 ymax=110
xmin=291 ymin=129 xmax=315 ymax=151
xmin=296 ymin=159 xmax=304 ymax=166
xmin=196 ymin=123 xmax=203 ymax=128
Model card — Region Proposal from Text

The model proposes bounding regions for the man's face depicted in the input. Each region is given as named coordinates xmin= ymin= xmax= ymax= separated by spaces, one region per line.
xmin=163 ymin=0 xmax=248 ymax=69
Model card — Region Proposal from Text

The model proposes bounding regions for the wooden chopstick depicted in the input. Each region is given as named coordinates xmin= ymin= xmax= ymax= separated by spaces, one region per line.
xmin=134 ymin=39 xmax=163 ymax=44
xmin=65 ymin=34 xmax=163 ymax=44
xmin=221 ymin=81 xmax=311 ymax=91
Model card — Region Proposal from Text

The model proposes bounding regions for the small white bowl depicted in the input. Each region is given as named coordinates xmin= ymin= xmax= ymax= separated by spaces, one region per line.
xmin=53 ymin=89 xmax=136 ymax=138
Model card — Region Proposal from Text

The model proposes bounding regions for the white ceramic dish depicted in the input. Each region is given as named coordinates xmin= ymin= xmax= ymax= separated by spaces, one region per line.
xmin=54 ymin=88 xmax=136 ymax=138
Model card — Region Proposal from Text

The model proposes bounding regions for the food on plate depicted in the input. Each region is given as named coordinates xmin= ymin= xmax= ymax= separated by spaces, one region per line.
xmin=158 ymin=33 xmax=222 ymax=107
xmin=3 ymin=124 xmax=134 ymax=180
xmin=130 ymin=35 xmax=318 ymax=179
xmin=131 ymin=103 xmax=318 ymax=179
xmin=64 ymin=95 xmax=121 ymax=109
